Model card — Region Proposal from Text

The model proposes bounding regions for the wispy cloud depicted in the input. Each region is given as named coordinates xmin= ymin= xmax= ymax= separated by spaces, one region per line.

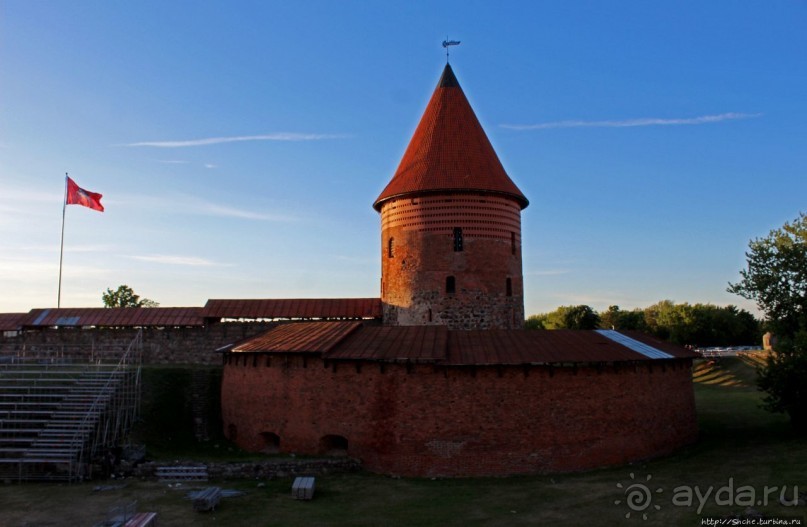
xmin=117 ymin=193 xmax=298 ymax=222
xmin=0 ymin=256 xmax=110 ymax=279
xmin=121 ymin=133 xmax=349 ymax=148
xmin=202 ymin=203 xmax=296 ymax=222
xmin=66 ymin=244 xmax=118 ymax=254
xmin=129 ymin=254 xmax=229 ymax=267
xmin=204 ymin=164 xmax=217 ymax=169
xmin=501 ymin=112 xmax=762 ymax=131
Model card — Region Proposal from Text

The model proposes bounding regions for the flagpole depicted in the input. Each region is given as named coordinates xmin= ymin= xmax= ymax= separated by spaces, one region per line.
xmin=58 ymin=173 xmax=68 ymax=308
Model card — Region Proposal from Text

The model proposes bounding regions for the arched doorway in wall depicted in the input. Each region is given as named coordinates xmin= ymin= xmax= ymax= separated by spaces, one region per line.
xmin=319 ymin=434 xmax=348 ymax=456
xmin=261 ymin=432 xmax=280 ymax=454
xmin=227 ymin=424 xmax=238 ymax=442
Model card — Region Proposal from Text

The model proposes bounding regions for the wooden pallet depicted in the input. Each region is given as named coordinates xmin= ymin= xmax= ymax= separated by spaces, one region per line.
xmin=192 ymin=487 xmax=221 ymax=512
xmin=155 ymin=465 xmax=208 ymax=481
xmin=292 ymin=476 xmax=316 ymax=500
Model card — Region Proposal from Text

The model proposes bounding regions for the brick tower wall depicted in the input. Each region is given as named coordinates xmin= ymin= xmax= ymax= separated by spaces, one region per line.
xmin=380 ymin=194 xmax=524 ymax=329
xmin=221 ymin=355 xmax=698 ymax=477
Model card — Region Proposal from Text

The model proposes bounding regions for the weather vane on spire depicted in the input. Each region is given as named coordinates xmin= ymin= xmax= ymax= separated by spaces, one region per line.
xmin=442 ymin=38 xmax=461 ymax=63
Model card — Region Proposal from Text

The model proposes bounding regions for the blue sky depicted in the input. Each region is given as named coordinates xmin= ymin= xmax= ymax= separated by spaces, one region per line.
xmin=1 ymin=1 xmax=805 ymax=316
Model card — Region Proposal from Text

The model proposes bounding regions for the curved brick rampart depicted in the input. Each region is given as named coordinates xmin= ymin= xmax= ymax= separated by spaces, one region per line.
xmin=221 ymin=355 xmax=697 ymax=477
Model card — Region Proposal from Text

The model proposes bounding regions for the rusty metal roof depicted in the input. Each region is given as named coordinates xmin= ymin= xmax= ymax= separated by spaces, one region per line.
xmin=327 ymin=325 xmax=448 ymax=362
xmin=202 ymin=298 xmax=382 ymax=320
xmin=0 ymin=313 xmax=27 ymax=331
xmin=374 ymin=64 xmax=528 ymax=211
xmin=228 ymin=322 xmax=697 ymax=364
xmin=445 ymin=330 xmax=656 ymax=365
xmin=20 ymin=307 xmax=204 ymax=328
xmin=232 ymin=321 xmax=363 ymax=353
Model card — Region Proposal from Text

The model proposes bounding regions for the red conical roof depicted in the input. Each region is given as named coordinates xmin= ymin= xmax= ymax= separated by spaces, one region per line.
xmin=373 ymin=64 xmax=528 ymax=211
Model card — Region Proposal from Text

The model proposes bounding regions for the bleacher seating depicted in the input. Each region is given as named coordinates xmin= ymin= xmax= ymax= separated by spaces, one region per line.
xmin=0 ymin=359 xmax=138 ymax=482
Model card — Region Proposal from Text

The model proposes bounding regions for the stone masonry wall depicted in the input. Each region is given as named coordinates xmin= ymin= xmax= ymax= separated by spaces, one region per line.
xmin=221 ymin=354 xmax=697 ymax=477
xmin=133 ymin=458 xmax=361 ymax=480
xmin=0 ymin=322 xmax=275 ymax=365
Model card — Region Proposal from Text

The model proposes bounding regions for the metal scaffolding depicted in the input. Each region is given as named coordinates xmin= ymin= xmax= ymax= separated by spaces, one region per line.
xmin=0 ymin=330 xmax=142 ymax=482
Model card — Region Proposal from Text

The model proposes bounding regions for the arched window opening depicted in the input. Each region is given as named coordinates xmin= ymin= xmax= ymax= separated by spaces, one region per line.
xmin=506 ymin=277 xmax=513 ymax=297
xmin=227 ymin=423 xmax=238 ymax=442
xmin=388 ymin=237 xmax=394 ymax=258
xmin=319 ymin=434 xmax=349 ymax=456
xmin=453 ymin=227 xmax=463 ymax=252
xmin=261 ymin=432 xmax=280 ymax=454
xmin=446 ymin=276 xmax=456 ymax=294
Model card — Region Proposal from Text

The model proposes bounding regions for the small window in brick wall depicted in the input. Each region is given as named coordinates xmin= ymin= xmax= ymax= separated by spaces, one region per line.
xmin=453 ymin=227 xmax=463 ymax=252
xmin=511 ymin=232 xmax=517 ymax=255
xmin=446 ymin=276 xmax=456 ymax=294
xmin=388 ymin=237 xmax=394 ymax=258
xmin=506 ymin=277 xmax=513 ymax=297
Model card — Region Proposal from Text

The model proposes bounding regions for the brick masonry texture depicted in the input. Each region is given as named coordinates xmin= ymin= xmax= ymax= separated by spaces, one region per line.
xmin=0 ymin=323 xmax=276 ymax=365
xmin=380 ymin=194 xmax=524 ymax=329
xmin=221 ymin=354 xmax=698 ymax=477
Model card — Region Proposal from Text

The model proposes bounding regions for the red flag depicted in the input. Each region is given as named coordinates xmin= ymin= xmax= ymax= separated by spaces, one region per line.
xmin=66 ymin=176 xmax=104 ymax=212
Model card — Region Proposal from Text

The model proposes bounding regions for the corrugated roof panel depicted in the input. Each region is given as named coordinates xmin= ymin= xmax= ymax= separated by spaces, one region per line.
xmin=595 ymin=330 xmax=673 ymax=359
xmin=31 ymin=309 xmax=51 ymax=326
xmin=20 ymin=307 xmax=203 ymax=327
xmin=617 ymin=330 xmax=700 ymax=359
xmin=229 ymin=323 xmax=696 ymax=366
xmin=0 ymin=312 xmax=28 ymax=331
xmin=233 ymin=321 xmax=361 ymax=353
xmin=202 ymin=298 xmax=382 ymax=320
xmin=445 ymin=330 xmax=652 ymax=365
xmin=326 ymin=325 xmax=448 ymax=362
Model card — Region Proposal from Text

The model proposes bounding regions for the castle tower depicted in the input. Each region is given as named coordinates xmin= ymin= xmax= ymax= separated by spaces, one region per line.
xmin=374 ymin=64 xmax=529 ymax=330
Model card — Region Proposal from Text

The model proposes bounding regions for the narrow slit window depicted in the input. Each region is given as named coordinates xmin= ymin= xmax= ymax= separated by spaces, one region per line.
xmin=453 ymin=227 xmax=463 ymax=252
xmin=446 ymin=276 xmax=456 ymax=294
xmin=506 ymin=277 xmax=513 ymax=297
xmin=511 ymin=232 xmax=516 ymax=255
xmin=388 ymin=237 xmax=394 ymax=258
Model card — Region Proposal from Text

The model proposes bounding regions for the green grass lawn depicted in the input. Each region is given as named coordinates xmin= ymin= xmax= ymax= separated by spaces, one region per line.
xmin=1 ymin=355 xmax=805 ymax=526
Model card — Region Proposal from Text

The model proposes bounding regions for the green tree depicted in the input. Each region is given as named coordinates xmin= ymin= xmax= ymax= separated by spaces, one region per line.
xmin=102 ymin=285 xmax=159 ymax=308
xmin=689 ymin=304 xmax=760 ymax=347
xmin=524 ymin=314 xmax=546 ymax=330
xmin=534 ymin=305 xmax=600 ymax=330
xmin=600 ymin=305 xmax=647 ymax=332
xmin=728 ymin=212 xmax=807 ymax=336
xmin=728 ymin=212 xmax=807 ymax=432
xmin=756 ymin=331 xmax=807 ymax=432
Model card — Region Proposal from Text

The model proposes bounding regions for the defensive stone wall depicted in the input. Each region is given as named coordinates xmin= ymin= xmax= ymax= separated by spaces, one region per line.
xmin=0 ymin=322 xmax=275 ymax=365
xmin=221 ymin=354 xmax=697 ymax=477
xmin=133 ymin=458 xmax=361 ymax=480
